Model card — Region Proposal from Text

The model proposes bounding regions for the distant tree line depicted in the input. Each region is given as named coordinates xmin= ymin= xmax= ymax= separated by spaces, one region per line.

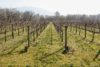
xmin=0 ymin=8 xmax=48 ymax=33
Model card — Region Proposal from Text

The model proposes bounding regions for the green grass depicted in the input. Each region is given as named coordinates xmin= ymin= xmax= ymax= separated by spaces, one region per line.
xmin=0 ymin=22 xmax=100 ymax=67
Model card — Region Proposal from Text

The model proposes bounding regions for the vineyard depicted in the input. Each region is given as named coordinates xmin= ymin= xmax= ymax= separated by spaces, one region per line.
xmin=0 ymin=9 xmax=100 ymax=67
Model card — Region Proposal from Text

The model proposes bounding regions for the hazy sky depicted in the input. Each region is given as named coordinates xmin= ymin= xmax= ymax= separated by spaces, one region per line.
xmin=0 ymin=0 xmax=100 ymax=15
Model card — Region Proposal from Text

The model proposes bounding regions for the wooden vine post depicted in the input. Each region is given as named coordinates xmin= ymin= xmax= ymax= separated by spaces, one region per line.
xmin=79 ymin=24 xmax=81 ymax=35
xmin=62 ymin=25 xmax=69 ymax=54
xmin=75 ymin=24 xmax=78 ymax=34
xmin=27 ymin=26 xmax=30 ymax=47
xmin=61 ymin=29 xmax=63 ymax=42
xmin=84 ymin=23 xmax=87 ymax=38
xmin=12 ymin=24 xmax=14 ymax=39
xmin=5 ymin=27 xmax=7 ymax=42
xmin=33 ymin=30 xmax=35 ymax=41
xmin=91 ymin=26 xmax=95 ymax=42
xmin=36 ymin=28 xmax=38 ymax=38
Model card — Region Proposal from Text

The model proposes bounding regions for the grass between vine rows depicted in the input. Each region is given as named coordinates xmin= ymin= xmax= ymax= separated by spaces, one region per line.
xmin=0 ymin=22 xmax=100 ymax=67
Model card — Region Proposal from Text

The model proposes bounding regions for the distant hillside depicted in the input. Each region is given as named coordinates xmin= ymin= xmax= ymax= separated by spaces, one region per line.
xmin=16 ymin=7 xmax=54 ymax=16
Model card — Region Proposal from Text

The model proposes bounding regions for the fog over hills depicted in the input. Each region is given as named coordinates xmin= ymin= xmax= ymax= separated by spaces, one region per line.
xmin=16 ymin=7 xmax=54 ymax=16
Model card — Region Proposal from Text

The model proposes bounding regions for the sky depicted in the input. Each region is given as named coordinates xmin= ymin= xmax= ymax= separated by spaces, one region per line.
xmin=0 ymin=0 xmax=100 ymax=15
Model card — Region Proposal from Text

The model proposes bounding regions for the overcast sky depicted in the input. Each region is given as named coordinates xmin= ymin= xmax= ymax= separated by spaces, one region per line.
xmin=0 ymin=0 xmax=100 ymax=15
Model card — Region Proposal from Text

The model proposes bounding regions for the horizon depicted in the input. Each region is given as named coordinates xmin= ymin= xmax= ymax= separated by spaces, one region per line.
xmin=0 ymin=0 xmax=100 ymax=15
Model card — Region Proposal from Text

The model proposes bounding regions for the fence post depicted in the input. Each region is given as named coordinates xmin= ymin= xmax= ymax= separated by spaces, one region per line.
xmin=5 ymin=28 xmax=7 ymax=42
xmin=27 ymin=26 xmax=30 ymax=47
xmin=12 ymin=24 xmax=14 ymax=39
xmin=61 ymin=29 xmax=63 ymax=42
xmin=84 ymin=23 xmax=87 ymax=38
xmin=62 ymin=26 xmax=69 ymax=54
xmin=36 ymin=29 xmax=38 ymax=38
xmin=79 ymin=24 xmax=81 ymax=35
xmin=33 ymin=31 xmax=35 ymax=41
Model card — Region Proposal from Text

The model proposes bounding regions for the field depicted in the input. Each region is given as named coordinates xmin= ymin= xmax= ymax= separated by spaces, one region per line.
xmin=0 ymin=22 xmax=100 ymax=67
